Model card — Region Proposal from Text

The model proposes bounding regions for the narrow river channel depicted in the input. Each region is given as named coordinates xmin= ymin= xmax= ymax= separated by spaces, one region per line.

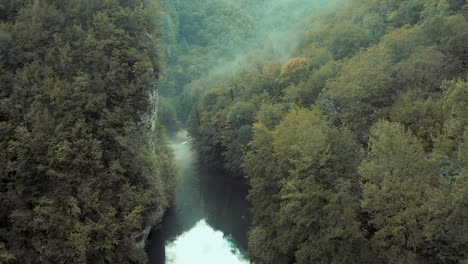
xmin=146 ymin=130 xmax=251 ymax=264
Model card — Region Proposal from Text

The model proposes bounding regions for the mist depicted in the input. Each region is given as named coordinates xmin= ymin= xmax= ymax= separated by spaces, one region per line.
xmin=196 ymin=0 xmax=339 ymax=84
xmin=157 ymin=0 xmax=338 ymax=111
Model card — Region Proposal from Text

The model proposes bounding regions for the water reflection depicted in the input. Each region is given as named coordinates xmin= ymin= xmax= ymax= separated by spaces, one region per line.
xmin=166 ymin=219 xmax=248 ymax=264
xmin=146 ymin=131 xmax=251 ymax=263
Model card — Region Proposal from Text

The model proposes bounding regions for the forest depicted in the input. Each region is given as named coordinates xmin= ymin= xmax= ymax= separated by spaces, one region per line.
xmin=1 ymin=0 xmax=468 ymax=263
xmin=0 ymin=0 xmax=175 ymax=263
xmin=182 ymin=0 xmax=468 ymax=263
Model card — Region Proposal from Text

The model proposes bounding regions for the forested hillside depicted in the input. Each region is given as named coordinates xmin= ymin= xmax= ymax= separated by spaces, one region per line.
xmin=1 ymin=0 xmax=467 ymax=263
xmin=154 ymin=0 xmax=255 ymax=130
xmin=188 ymin=0 xmax=468 ymax=263
xmin=155 ymin=0 xmax=338 ymax=132
xmin=0 ymin=1 xmax=175 ymax=263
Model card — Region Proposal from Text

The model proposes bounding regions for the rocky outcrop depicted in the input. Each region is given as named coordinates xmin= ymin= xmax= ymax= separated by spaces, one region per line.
xmin=133 ymin=82 xmax=166 ymax=249
xmin=133 ymin=205 xmax=166 ymax=249
xmin=140 ymin=82 xmax=160 ymax=153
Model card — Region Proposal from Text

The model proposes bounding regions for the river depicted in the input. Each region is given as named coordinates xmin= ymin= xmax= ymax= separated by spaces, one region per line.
xmin=146 ymin=130 xmax=251 ymax=264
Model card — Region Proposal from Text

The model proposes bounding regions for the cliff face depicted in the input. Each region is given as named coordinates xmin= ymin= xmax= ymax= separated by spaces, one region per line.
xmin=134 ymin=206 xmax=166 ymax=249
xmin=134 ymin=77 xmax=177 ymax=249
xmin=134 ymin=83 xmax=165 ymax=249
xmin=141 ymin=83 xmax=161 ymax=153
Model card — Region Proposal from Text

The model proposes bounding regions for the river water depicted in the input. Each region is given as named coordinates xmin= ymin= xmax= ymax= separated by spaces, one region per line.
xmin=146 ymin=131 xmax=251 ymax=264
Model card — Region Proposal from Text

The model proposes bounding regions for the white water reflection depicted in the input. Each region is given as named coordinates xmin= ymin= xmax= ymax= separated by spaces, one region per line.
xmin=166 ymin=219 xmax=249 ymax=264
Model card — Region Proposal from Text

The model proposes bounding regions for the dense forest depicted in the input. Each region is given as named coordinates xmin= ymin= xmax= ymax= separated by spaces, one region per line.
xmin=1 ymin=0 xmax=468 ymax=263
xmin=183 ymin=0 xmax=468 ymax=263
xmin=0 ymin=0 xmax=175 ymax=263
xmin=155 ymin=0 xmax=340 ymax=132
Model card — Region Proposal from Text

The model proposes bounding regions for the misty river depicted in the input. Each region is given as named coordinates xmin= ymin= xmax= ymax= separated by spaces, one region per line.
xmin=146 ymin=131 xmax=251 ymax=264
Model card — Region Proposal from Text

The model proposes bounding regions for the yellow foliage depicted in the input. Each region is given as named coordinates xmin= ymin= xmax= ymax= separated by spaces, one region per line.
xmin=280 ymin=57 xmax=309 ymax=77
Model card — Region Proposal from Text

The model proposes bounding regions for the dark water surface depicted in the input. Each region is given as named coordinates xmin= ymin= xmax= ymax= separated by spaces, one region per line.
xmin=146 ymin=131 xmax=251 ymax=264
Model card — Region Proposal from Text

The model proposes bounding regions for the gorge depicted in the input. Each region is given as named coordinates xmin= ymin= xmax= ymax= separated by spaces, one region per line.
xmin=146 ymin=131 xmax=250 ymax=264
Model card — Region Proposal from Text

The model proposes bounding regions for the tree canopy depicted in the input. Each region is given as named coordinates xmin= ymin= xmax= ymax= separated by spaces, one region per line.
xmin=0 ymin=1 xmax=175 ymax=263
xmin=188 ymin=0 xmax=468 ymax=263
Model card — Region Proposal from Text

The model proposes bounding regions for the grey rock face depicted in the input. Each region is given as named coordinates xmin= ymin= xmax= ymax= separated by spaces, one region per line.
xmin=140 ymin=83 xmax=160 ymax=152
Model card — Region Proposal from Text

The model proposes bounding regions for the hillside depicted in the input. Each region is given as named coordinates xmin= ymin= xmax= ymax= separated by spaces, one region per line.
xmin=188 ymin=0 xmax=468 ymax=263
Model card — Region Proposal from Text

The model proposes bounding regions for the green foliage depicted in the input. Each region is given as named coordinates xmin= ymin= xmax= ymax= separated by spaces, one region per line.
xmin=321 ymin=45 xmax=394 ymax=141
xmin=0 ymin=242 xmax=15 ymax=263
xmin=159 ymin=0 xmax=337 ymax=125
xmin=0 ymin=0 xmax=175 ymax=262
xmin=390 ymin=91 xmax=445 ymax=150
xmin=5 ymin=0 xmax=459 ymax=262
xmin=395 ymin=46 xmax=459 ymax=94
xmin=158 ymin=0 xmax=255 ymax=98
xmin=159 ymin=96 xmax=180 ymax=134
xmin=328 ymin=22 xmax=372 ymax=59
xmin=244 ymin=108 xmax=367 ymax=263
xmin=360 ymin=121 xmax=443 ymax=263
xmin=188 ymin=0 xmax=468 ymax=263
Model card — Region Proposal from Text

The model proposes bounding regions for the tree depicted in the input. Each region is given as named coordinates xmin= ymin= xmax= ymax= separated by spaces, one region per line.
xmin=396 ymin=46 xmax=459 ymax=94
xmin=329 ymin=22 xmax=371 ymax=60
xmin=320 ymin=46 xmax=394 ymax=141
xmin=359 ymin=121 xmax=447 ymax=263
xmin=245 ymin=108 xmax=368 ymax=263
xmin=390 ymin=91 xmax=445 ymax=151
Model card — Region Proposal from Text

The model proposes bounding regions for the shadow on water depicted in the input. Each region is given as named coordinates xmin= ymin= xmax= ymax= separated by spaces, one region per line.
xmin=146 ymin=131 xmax=251 ymax=263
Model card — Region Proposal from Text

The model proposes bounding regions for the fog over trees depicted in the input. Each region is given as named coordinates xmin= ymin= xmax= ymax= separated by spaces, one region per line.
xmin=1 ymin=0 xmax=467 ymax=263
